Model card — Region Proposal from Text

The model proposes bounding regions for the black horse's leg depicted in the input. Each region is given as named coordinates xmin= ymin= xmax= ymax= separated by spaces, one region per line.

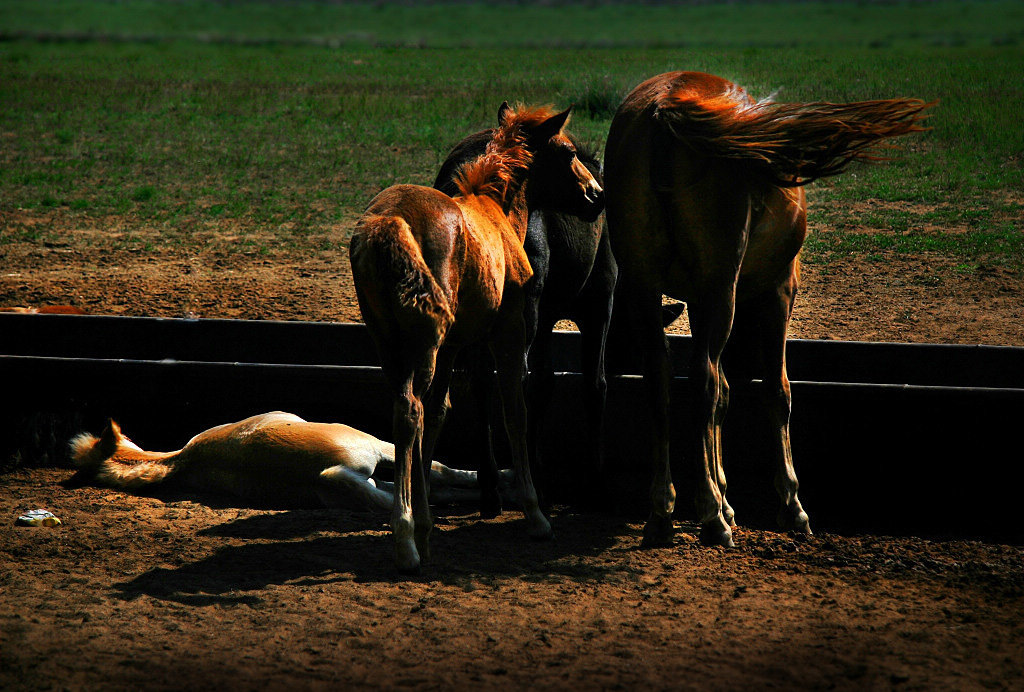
xmin=465 ymin=346 xmax=504 ymax=519
xmin=525 ymin=318 xmax=557 ymax=512
xmin=571 ymin=294 xmax=614 ymax=510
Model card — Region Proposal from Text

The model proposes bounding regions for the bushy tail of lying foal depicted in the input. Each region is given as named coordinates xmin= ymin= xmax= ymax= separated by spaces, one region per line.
xmin=70 ymin=420 xmax=177 ymax=489
xmin=654 ymin=89 xmax=934 ymax=186
xmin=350 ymin=215 xmax=454 ymax=336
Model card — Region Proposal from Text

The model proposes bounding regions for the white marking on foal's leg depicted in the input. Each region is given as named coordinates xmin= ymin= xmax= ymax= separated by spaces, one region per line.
xmin=318 ymin=465 xmax=393 ymax=511
xmin=428 ymin=460 xmax=479 ymax=488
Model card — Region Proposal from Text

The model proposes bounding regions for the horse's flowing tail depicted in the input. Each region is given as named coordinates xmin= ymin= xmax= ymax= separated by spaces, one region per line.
xmin=70 ymin=420 xmax=177 ymax=489
xmin=351 ymin=215 xmax=454 ymax=335
xmin=654 ymin=89 xmax=934 ymax=186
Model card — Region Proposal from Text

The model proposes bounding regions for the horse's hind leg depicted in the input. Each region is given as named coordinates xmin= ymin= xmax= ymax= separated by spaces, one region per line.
xmin=387 ymin=347 xmax=437 ymax=574
xmin=629 ymin=284 xmax=676 ymax=547
xmin=317 ymin=465 xmax=394 ymax=511
xmin=757 ymin=272 xmax=812 ymax=534
xmin=490 ymin=325 xmax=552 ymax=541
xmin=713 ymin=368 xmax=735 ymax=527
xmin=688 ymin=280 xmax=740 ymax=548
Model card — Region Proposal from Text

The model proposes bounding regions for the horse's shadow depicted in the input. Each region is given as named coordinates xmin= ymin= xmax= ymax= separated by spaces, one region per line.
xmin=112 ymin=507 xmax=633 ymax=606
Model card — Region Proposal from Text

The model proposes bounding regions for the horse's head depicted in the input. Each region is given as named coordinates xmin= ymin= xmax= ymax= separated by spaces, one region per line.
xmin=503 ymin=103 xmax=605 ymax=223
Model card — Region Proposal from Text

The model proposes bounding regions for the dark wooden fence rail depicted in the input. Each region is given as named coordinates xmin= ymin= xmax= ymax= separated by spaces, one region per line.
xmin=3 ymin=312 xmax=1022 ymax=386
xmin=2 ymin=314 xmax=1022 ymax=542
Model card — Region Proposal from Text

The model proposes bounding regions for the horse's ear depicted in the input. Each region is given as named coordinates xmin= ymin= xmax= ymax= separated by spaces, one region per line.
xmin=97 ymin=419 xmax=121 ymax=459
xmin=498 ymin=101 xmax=512 ymax=126
xmin=533 ymin=106 xmax=572 ymax=142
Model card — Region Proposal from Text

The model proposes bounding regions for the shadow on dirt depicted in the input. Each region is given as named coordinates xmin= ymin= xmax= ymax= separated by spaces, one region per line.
xmin=111 ymin=508 xmax=632 ymax=606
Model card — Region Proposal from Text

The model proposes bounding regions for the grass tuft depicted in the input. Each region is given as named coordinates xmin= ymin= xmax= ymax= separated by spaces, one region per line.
xmin=563 ymin=77 xmax=625 ymax=120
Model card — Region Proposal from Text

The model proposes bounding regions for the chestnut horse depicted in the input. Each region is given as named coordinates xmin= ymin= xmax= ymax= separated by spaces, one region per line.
xmin=349 ymin=103 xmax=603 ymax=573
xmin=433 ymin=131 xmax=614 ymax=513
xmin=69 ymin=412 xmax=514 ymax=510
xmin=604 ymin=71 xmax=932 ymax=547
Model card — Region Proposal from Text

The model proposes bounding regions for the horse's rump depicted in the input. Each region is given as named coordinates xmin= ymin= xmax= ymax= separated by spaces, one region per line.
xmin=653 ymin=76 xmax=933 ymax=186
xmin=351 ymin=214 xmax=454 ymax=335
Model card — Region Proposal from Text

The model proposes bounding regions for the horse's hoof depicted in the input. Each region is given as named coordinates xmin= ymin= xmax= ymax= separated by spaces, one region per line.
xmin=700 ymin=520 xmax=734 ymax=548
xmin=723 ymin=506 xmax=737 ymax=528
xmin=397 ymin=562 xmax=422 ymax=576
xmin=526 ymin=512 xmax=553 ymax=541
xmin=640 ymin=514 xmax=675 ymax=548
xmin=778 ymin=508 xmax=812 ymax=535
xmin=480 ymin=492 xmax=503 ymax=520
xmin=794 ymin=514 xmax=813 ymax=536
xmin=395 ymin=540 xmax=421 ymax=575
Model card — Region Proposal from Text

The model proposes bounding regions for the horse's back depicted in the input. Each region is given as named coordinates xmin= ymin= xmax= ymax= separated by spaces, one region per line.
xmin=450 ymin=194 xmax=530 ymax=320
xmin=362 ymin=184 xmax=465 ymax=266
xmin=178 ymin=413 xmax=384 ymax=504
xmin=606 ymin=71 xmax=784 ymax=298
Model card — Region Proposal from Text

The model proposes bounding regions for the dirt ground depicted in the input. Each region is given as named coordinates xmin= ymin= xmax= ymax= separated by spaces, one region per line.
xmin=3 ymin=469 xmax=1023 ymax=691
xmin=1 ymin=207 xmax=1022 ymax=345
xmin=2 ymin=207 xmax=1024 ymax=690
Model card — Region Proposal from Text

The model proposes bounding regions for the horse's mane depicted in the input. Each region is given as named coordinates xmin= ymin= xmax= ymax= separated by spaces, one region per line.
xmin=436 ymin=126 xmax=598 ymax=199
xmin=454 ymin=105 xmax=558 ymax=200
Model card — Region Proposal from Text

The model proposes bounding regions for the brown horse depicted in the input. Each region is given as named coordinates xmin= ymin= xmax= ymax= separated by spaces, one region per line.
xmin=603 ymin=71 xmax=932 ymax=547
xmin=349 ymin=103 xmax=603 ymax=573
xmin=433 ymin=130 xmax=613 ymax=514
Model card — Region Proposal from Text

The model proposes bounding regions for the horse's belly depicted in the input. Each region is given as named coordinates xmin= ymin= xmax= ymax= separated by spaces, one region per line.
xmin=182 ymin=459 xmax=324 ymax=509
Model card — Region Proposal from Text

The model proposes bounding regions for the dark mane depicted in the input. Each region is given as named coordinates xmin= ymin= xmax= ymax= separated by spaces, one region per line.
xmin=453 ymin=105 xmax=559 ymax=201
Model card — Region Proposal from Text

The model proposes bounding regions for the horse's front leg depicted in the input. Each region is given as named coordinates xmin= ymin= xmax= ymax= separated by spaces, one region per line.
xmin=491 ymin=326 xmax=552 ymax=541
xmin=525 ymin=320 xmax=556 ymax=511
xmin=464 ymin=347 xmax=505 ymax=518
xmin=573 ymin=290 xmax=614 ymax=510
xmin=420 ymin=345 xmax=458 ymax=487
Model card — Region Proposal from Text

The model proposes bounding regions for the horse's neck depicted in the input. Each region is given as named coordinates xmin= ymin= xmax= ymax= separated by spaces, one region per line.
xmin=112 ymin=442 xmax=181 ymax=468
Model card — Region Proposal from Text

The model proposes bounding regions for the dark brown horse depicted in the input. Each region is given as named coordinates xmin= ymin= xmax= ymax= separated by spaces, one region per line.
xmin=433 ymin=131 xmax=614 ymax=513
xmin=603 ymin=71 xmax=932 ymax=547
xmin=350 ymin=103 xmax=603 ymax=573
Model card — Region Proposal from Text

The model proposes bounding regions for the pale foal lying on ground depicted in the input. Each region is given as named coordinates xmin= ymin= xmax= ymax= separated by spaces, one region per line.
xmin=70 ymin=411 xmax=512 ymax=510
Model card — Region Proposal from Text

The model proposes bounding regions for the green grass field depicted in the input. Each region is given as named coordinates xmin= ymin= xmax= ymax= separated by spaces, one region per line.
xmin=1 ymin=0 xmax=1021 ymax=265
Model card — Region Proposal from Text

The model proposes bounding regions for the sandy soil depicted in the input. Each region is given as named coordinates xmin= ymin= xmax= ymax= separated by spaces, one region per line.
xmin=2 ymin=208 xmax=1023 ymax=689
xmin=1 ymin=208 xmax=1022 ymax=345
xmin=3 ymin=469 xmax=1023 ymax=691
